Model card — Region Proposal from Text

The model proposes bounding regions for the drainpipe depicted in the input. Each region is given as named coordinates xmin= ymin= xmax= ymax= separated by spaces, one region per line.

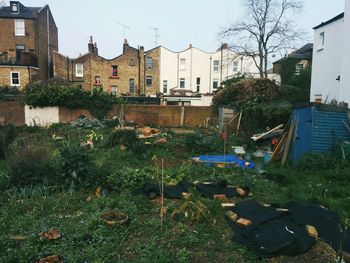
xmin=209 ymin=56 xmax=212 ymax=93
xmin=177 ymin=53 xmax=179 ymax=87
xmin=47 ymin=9 xmax=50 ymax=79
xmin=67 ymin=56 xmax=69 ymax=81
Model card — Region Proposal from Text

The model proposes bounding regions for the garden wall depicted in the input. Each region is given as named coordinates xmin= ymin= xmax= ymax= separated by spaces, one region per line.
xmin=0 ymin=102 xmax=212 ymax=127
xmin=0 ymin=101 xmax=25 ymax=126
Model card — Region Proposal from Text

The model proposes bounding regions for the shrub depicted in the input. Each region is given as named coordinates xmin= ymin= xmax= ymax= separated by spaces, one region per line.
xmin=59 ymin=145 xmax=95 ymax=186
xmin=0 ymin=124 xmax=17 ymax=159
xmin=107 ymin=167 xmax=155 ymax=190
xmin=8 ymin=142 xmax=60 ymax=186
xmin=103 ymin=129 xmax=138 ymax=148
xmin=25 ymin=80 xmax=119 ymax=119
xmin=70 ymin=117 xmax=105 ymax=129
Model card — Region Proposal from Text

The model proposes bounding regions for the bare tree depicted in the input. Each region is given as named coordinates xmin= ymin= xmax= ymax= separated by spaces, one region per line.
xmin=221 ymin=0 xmax=304 ymax=78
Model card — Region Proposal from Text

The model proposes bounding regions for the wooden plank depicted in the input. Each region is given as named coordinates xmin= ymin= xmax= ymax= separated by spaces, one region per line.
xmin=251 ymin=124 xmax=284 ymax=141
xmin=270 ymin=132 xmax=287 ymax=162
xmin=281 ymin=121 xmax=295 ymax=165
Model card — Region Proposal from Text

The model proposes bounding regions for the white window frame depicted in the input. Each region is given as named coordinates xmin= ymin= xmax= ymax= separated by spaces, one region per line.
xmin=180 ymin=58 xmax=186 ymax=71
xmin=10 ymin=71 xmax=20 ymax=86
xmin=233 ymin=61 xmax=239 ymax=72
xmin=111 ymin=86 xmax=118 ymax=95
xmin=75 ymin=64 xmax=83 ymax=77
xmin=11 ymin=2 xmax=19 ymax=13
xmin=179 ymin=78 xmax=185 ymax=88
xmin=213 ymin=60 xmax=220 ymax=72
xmin=319 ymin=32 xmax=325 ymax=50
xmin=14 ymin=19 xmax=25 ymax=36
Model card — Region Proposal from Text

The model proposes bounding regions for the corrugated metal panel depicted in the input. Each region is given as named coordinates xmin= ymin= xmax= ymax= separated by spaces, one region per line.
xmin=289 ymin=107 xmax=312 ymax=161
xmin=311 ymin=108 xmax=350 ymax=153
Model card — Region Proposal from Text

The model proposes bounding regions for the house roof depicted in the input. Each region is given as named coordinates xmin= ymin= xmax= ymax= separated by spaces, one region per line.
xmin=0 ymin=2 xmax=41 ymax=19
xmin=273 ymin=43 xmax=313 ymax=64
xmin=313 ymin=13 xmax=344 ymax=30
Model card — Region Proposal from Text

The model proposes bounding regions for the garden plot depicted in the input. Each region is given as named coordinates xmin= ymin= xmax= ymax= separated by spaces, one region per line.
xmin=0 ymin=123 xmax=349 ymax=262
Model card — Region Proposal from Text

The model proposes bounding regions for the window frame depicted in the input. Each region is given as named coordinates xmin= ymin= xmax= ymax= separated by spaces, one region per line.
xmin=11 ymin=2 xmax=19 ymax=13
xmin=196 ymin=77 xmax=200 ymax=93
xmin=180 ymin=58 xmax=186 ymax=71
xmin=111 ymin=85 xmax=118 ymax=95
xmin=179 ymin=78 xmax=185 ymax=88
xmin=10 ymin=71 xmax=20 ymax=86
xmin=318 ymin=32 xmax=325 ymax=51
xmin=75 ymin=63 xmax=84 ymax=77
xmin=163 ymin=80 xmax=168 ymax=94
xmin=130 ymin=58 xmax=135 ymax=66
xmin=129 ymin=78 xmax=135 ymax=94
xmin=146 ymin=57 xmax=153 ymax=70
xmin=213 ymin=60 xmax=220 ymax=72
xmin=14 ymin=19 xmax=25 ymax=36
xmin=212 ymin=79 xmax=219 ymax=90
xmin=146 ymin=76 xmax=152 ymax=86
xmin=233 ymin=61 xmax=239 ymax=72
xmin=94 ymin=76 xmax=101 ymax=85
xmin=111 ymin=65 xmax=118 ymax=77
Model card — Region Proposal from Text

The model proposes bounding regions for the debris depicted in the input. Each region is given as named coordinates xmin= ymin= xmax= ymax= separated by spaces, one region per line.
xmin=213 ymin=194 xmax=227 ymax=200
xmin=33 ymin=254 xmax=65 ymax=263
xmin=251 ymin=124 xmax=284 ymax=141
xmin=95 ymin=187 xmax=102 ymax=197
xmin=137 ymin=126 xmax=160 ymax=139
xmin=281 ymin=121 xmax=295 ymax=165
xmin=222 ymin=203 xmax=236 ymax=209
xmin=153 ymin=138 xmax=167 ymax=144
xmin=306 ymin=225 xmax=318 ymax=239
xmin=232 ymin=146 xmax=246 ymax=155
xmin=120 ymin=144 xmax=126 ymax=151
xmin=80 ymin=140 xmax=93 ymax=149
xmin=9 ymin=235 xmax=28 ymax=241
xmin=236 ymin=218 xmax=252 ymax=227
xmin=101 ymin=211 xmax=129 ymax=226
xmin=225 ymin=211 xmax=238 ymax=221
xmin=38 ymin=228 xmax=61 ymax=241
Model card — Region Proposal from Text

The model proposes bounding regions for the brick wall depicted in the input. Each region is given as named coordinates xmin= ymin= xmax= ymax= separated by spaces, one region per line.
xmin=114 ymin=105 xmax=211 ymax=127
xmin=0 ymin=101 xmax=25 ymax=126
xmin=0 ymin=102 xmax=212 ymax=128
xmin=59 ymin=107 xmax=93 ymax=123
xmin=0 ymin=66 xmax=38 ymax=90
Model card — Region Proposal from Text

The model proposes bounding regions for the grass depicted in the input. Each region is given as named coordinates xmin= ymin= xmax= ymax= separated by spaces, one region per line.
xmin=0 ymin=125 xmax=349 ymax=262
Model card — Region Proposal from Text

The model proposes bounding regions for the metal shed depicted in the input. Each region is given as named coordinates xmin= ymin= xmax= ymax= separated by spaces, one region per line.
xmin=289 ymin=106 xmax=350 ymax=161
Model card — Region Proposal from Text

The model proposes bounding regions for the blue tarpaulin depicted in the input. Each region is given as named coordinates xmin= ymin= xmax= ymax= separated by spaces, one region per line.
xmin=194 ymin=155 xmax=255 ymax=169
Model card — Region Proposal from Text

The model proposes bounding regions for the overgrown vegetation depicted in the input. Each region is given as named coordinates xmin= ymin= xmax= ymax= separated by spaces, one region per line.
xmin=25 ymin=79 xmax=120 ymax=119
xmin=213 ymin=78 xmax=292 ymax=134
xmin=0 ymin=125 xmax=348 ymax=262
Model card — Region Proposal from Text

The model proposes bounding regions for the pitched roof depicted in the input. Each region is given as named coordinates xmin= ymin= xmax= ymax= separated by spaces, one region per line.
xmin=0 ymin=2 xmax=40 ymax=19
xmin=313 ymin=13 xmax=344 ymax=30
xmin=273 ymin=43 xmax=313 ymax=64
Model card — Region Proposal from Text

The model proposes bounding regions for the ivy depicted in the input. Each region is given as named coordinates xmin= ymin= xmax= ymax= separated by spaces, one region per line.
xmin=25 ymin=80 xmax=120 ymax=119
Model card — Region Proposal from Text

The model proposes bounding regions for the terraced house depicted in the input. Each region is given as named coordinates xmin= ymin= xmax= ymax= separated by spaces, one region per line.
xmin=0 ymin=1 xmax=58 ymax=89
xmin=52 ymin=38 xmax=160 ymax=96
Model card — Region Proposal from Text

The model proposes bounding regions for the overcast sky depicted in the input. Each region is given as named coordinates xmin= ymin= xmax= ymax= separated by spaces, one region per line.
xmin=8 ymin=0 xmax=345 ymax=59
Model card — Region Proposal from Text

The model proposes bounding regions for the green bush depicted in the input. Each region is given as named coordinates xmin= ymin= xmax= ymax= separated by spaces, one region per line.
xmin=25 ymin=80 xmax=119 ymax=119
xmin=103 ymin=129 xmax=138 ymax=148
xmin=185 ymin=133 xmax=223 ymax=154
xmin=107 ymin=167 xmax=155 ymax=190
xmin=8 ymin=143 xmax=60 ymax=186
xmin=0 ymin=124 xmax=17 ymax=159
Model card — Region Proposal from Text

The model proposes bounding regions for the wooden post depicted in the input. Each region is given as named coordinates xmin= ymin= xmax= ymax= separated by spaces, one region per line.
xmin=180 ymin=106 xmax=185 ymax=127
xmin=281 ymin=121 xmax=295 ymax=165
xmin=236 ymin=110 xmax=243 ymax=135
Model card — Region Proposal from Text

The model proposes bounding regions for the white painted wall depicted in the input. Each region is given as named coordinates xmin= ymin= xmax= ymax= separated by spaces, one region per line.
xmin=310 ymin=17 xmax=344 ymax=103
xmin=340 ymin=1 xmax=350 ymax=104
xmin=25 ymin=105 xmax=59 ymax=126
xmin=159 ymin=45 xmax=260 ymax=101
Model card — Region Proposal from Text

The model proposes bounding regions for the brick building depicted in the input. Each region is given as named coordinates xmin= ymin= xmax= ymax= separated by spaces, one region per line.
xmin=52 ymin=38 xmax=160 ymax=96
xmin=0 ymin=1 xmax=58 ymax=89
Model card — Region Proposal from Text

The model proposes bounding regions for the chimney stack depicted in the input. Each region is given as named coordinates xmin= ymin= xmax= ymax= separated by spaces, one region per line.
xmin=189 ymin=44 xmax=192 ymax=48
xmin=222 ymin=43 xmax=228 ymax=49
xmin=123 ymin=39 xmax=129 ymax=54
xmin=88 ymin=36 xmax=97 ymax=54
